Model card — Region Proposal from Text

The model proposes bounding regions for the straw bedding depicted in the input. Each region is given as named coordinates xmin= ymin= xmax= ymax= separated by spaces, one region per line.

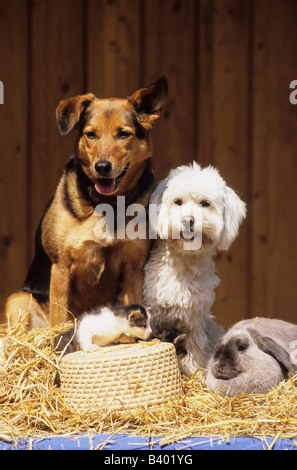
xmin=0 ymin=319 xmax=297 ymax=448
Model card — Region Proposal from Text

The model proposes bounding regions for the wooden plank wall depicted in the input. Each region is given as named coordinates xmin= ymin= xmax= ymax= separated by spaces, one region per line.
xmin=0 ymin=0 xmax=297 ymax=328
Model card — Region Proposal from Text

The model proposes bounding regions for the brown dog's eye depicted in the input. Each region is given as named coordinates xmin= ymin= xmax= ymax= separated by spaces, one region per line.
xmin=117 ymin=129 xmax=132 ymax=139
xmin=85 ymin=131 xmax=97 ymax=139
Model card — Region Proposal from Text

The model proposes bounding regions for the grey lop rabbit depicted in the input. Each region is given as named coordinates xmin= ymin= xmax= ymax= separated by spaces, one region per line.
xmin=206 ymin=317 xmax=297 ymax=396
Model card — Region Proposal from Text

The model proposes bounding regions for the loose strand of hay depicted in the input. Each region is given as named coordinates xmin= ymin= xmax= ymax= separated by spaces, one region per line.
xmin=8 ymin=336 xmax=60 ymax=371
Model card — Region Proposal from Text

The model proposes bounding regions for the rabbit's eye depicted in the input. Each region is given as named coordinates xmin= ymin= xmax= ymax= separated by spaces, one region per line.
xmin=238 ymin=343 xmax=248 ymax=352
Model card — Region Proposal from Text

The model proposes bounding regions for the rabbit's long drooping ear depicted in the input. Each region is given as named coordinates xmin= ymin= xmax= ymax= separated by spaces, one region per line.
xmin=248 ymin=328 xmax=295 ymax=377
xmin=218 ymin=186 xmax=247 ymax=251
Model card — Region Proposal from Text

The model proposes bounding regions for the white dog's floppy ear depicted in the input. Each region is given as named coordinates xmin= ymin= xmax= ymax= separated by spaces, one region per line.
xmin=150 ymin=179 xmax=167 ymax=207
xmin=148 ymin=179 xmax=168 ymax=237
xmin=218 ymin=186 xmax=246 ymax=251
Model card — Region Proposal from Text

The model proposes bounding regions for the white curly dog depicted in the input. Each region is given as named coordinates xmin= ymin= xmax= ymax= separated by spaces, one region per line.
xmin=143 ymin=161 xmax=246 ymax=376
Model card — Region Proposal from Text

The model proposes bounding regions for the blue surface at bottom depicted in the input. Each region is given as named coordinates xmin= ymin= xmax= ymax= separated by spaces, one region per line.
xmin=1 ymin=434 xmax=297 ymax=450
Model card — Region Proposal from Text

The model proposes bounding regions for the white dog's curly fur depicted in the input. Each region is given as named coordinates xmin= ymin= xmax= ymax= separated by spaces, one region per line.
xmin=143 ymin=161 xmax=246 ymax=376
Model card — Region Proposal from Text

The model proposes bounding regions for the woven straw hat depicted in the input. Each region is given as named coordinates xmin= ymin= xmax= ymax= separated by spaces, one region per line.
xmin=59 ymin=341 xmax=183 ymax=411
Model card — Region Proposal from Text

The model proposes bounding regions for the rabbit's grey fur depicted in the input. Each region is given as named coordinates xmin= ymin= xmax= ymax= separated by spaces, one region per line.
xmin=206 ymin=317 xmax=297 ymax=396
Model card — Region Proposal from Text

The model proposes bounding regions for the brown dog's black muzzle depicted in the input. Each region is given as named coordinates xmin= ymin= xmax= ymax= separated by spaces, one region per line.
xmin=94 ymin=161 xmax=130 ymax=195
xmin=94 ymin=160 xmax=112 ymax=177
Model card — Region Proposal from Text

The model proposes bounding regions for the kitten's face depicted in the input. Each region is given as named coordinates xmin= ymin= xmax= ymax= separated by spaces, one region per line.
xmin=126 ymin=306 xmax=152 ymax=340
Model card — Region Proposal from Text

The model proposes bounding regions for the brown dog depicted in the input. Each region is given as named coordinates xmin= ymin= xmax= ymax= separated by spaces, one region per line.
xmin=5 ymin=76 xmax=168 ymax=328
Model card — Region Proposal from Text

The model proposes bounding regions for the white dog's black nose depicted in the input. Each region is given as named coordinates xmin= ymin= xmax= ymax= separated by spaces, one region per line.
xmin=181 ymin=216 xmax=195 ymax=229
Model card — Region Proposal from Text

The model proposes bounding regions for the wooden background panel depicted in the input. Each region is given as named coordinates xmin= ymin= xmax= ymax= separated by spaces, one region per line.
xmin=87 ymin=0 xmax=142 ymax=98
xmin=251 ymin=0 xmax=297 ymax=322
xmin=29 ymin=0 xmax=86 ymax=255
xmin=0 ymin=0 xmax=29 ymax=317
xmin=197 ymin=0 xmax=251 ymax=327
xmin=142 ymin=0 xmax=198 ymax=180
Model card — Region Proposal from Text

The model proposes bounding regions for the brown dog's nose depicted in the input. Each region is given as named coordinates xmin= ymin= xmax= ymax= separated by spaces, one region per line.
xmin=95 ymin=160 xmax=112 ymax=176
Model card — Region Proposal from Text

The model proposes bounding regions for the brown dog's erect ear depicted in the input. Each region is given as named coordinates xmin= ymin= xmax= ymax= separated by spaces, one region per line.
xmin=128 ymin=76 xmax=168 ymax=129
xmin=56 ymin=93 xmax=96 ymax=136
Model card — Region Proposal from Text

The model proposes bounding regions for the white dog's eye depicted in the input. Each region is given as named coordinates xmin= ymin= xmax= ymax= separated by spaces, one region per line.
xmin=200 ymin=200 xmax=210 ymax=207
xmin=174 ymin=199 xmax=183 ymax=206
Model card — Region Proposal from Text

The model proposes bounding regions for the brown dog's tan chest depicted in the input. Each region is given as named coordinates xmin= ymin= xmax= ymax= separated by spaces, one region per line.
xmin=67 ymin=237 xmax=150 ymax=314
xmin=67 ymin=241 xmax=122 ymax=313
xmin=43 ymin=194 xmax=151 ymax=318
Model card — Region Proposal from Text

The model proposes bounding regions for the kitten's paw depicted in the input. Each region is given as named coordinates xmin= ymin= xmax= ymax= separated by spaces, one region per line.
xmin=118 ymin=334 xmax=137 ymax=344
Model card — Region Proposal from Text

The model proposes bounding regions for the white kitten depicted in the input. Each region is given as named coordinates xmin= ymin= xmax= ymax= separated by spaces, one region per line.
xmin=77 ymin=304 xmax=152 ymax=351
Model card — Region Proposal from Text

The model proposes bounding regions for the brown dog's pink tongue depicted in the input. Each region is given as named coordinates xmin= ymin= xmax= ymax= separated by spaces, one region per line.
xmin=95 ymin=178 xmax=116 ymax=195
